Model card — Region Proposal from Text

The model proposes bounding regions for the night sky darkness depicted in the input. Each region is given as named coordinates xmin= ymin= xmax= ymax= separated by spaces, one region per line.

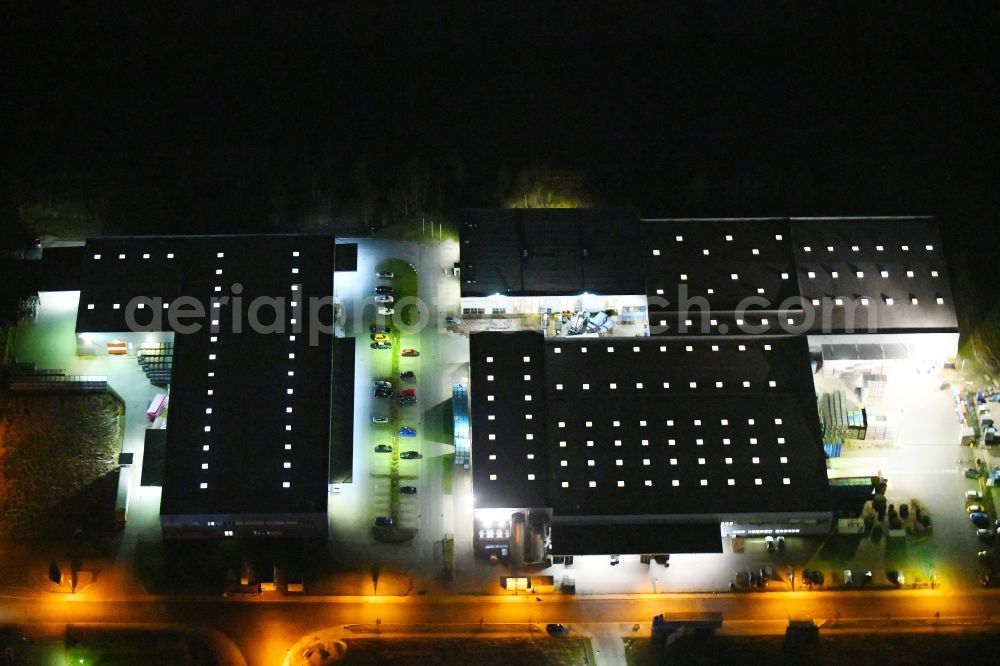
xmin=2 ymin=3 xmax=998 ymax=244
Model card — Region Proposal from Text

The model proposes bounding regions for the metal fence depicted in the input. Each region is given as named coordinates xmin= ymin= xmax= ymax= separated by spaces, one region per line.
xmin=8 ymin=373 xmax=108 ymax=392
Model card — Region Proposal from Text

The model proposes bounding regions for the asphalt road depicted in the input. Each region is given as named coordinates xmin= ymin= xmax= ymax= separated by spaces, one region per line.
xmin=5 ymin=590 xmax=1000 ymax=665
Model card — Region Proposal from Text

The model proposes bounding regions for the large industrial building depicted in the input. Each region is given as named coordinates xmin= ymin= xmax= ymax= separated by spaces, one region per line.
xmin=470 ymin=331 xmax=832 ymax=557
xmin=22 ymin=234 xmax=357 ymax=539
xmin=459 ymin=208 xmax=644 ymax=297
xmin=463 ymin=212 xmax=959 ymax=559
xmin=640 ymin=216 xmax=959 ymax=365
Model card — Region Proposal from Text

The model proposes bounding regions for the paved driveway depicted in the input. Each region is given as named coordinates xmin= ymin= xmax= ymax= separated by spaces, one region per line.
xmin=329 ymin=238 xmax=467 ymax=575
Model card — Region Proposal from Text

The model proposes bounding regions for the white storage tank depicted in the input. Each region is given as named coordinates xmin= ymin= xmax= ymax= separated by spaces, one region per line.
xmin=528 ymin=527 xmax=544 ymax=563
xmin=510 ymin=512 xmax=526 ymax=567
xmin=526 ymin=512 xmax=546 ymax=563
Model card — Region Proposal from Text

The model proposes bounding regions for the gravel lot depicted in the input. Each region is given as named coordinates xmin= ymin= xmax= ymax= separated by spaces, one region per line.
xmin=0 ymin=392 xmax=122 ymax=538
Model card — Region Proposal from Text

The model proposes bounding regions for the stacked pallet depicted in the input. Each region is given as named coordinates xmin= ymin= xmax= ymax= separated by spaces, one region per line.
xmin=865 ymin=374 xmax=887 ymax=398
xmin=819 ymin=391 xmax=868 ymax=440
xmin=138 ymin=342 xmax=174 ymax=386
xmin=864 ymin=412 xmax=898 ymax=443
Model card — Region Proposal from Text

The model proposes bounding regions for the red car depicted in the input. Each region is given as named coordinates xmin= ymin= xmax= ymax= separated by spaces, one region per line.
xmin=400 ymin=389 xmax=416 ymax=397
xmin=401 ymin=348 xmax=420 ymax=357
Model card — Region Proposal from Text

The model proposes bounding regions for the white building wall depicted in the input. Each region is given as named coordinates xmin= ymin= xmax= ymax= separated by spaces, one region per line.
xmin=76 ymin=330 xmax=174 ymax=356
xmin=808 ymin=331 xmax=959 ymax=376
xmin=160 ymin=512 xmax=329 ymax=539
xmin=461 ymin=293 xmax=648 ymax=315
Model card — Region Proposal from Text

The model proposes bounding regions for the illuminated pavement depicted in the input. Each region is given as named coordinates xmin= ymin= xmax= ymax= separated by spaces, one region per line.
xmin=13 ymin=291 xmax=164 ymax=594
xmin=327 ymin=237 xmax=469 ymax=577
xmin=4 ymin=589 xmax=1000 ymax=666
xmin=815 ymin=368 xmax=999 ymax=589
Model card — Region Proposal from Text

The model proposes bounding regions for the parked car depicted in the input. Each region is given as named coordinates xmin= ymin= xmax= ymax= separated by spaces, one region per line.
xmin=378 ymin=306 xmax=394 ymax=315
xmin=401 ymin=348 xmax=420 ymax=357
xmin=372 ymin=415 xmax=389 ymax=424
xmin=400 ymin=450 xmax=422 ymax=459
xmin=977 ymin=528 xmax=994 ymax=542
xmin=545 ymin=624 xmax=568 ymax=637
xmin=373 ymin=380 xmax=392 ymax=388
xmin=374 ymin=444 xmax=392 ymax=453
xmin=967 ymin=489 xmax=983 ymax=501
xmin=374 ymin=294 xmax=394 ymax=303
xmin=444 ymin=316 xmax=461 ymax=326
xmin=970 ymin=512 xmax=990 ymax=527
xmin=400 ymin=370 xmax=415 ymax=381
xmin=977 ymin=549 xmax=995 ymax=563
xmin=370 ymin=324 xmax=392 ymax=334
xmin=803 ymin=569 xmax=825 ymax=586
xmin=371 ymin=332 xmax=390 ymax=342
xmin=965 ymin=468 xmax=980 ymax=479
xmin=982 ymin=572 xmax=1000 ymax=587
xmin=399 ymin=388 xmax=416 ymax=397
xmin=375 ymin=387 xmax=393 ymax=398
xmin=376 ymin=271 xmax=394 ymax=279
xmin=374 ymin=285 xmax=393 ymax=294
xmin=400 ymin=486 xmax=417 ymax=494
xmin=399 ymin=427 xmax=416 ymax=437
xmin=374 ymin=516 xmax=394 ymax=527
xmin=398 ymin=396 xmax=417 ymax=406
xmin=370 ymin=342 xmax=391 ymax=350
xmin=967 ymin=503 xmax=986 ymax=514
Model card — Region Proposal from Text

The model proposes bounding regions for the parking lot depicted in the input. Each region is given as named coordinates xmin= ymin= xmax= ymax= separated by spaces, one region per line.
xmin=328 ymin=238 xmax=472 ymax=574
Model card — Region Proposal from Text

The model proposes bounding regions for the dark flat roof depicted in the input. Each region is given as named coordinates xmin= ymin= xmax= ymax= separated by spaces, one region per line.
xmin=458 ymin=212 xmax=956 ymax=335
xmin=70 ymin=234 xmax=339 ymax=517
xmin=471 ymin=332 xmax=830 ymax=518
xmin=334 ymin=242 xmax=358 ymax=272
xmin=469 ymin=331 xmax=549 ymax=509
xmin=157 ymin=235 xmax=334 ymax=516
xmin=141 ymin=429 xmax=167 ymax=486
xmin=790 ymin=218 xmax=958 ymax=333
xmin=544 ymin=391 xmax=827 ymax=516
xmin=550 ymin=522 xmax=723 ymax=555
xmin=642 ymin=218 xmax=799 ymax=315
xmin=640 ymin=216 xmax=957 ymax=335
xmin=329 ymin=337 xmax=355 ymax=483
xmin=33 ymin=246 xmax=90 ymax=292
xmin=460 ymin=209 xmax=643 ymax=297
xmin=73 ymin=238 xmax=185 ymax=332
